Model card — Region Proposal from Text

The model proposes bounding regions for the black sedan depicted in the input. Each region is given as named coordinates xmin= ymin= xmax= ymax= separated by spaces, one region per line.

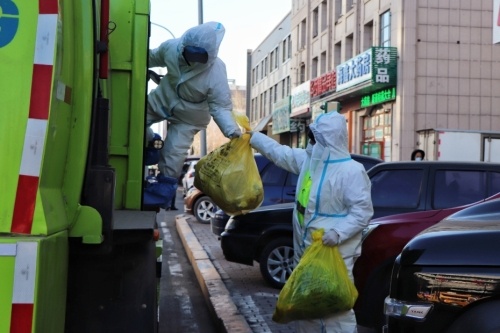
xmin=384 ymin=198 xmax=500 ymax=333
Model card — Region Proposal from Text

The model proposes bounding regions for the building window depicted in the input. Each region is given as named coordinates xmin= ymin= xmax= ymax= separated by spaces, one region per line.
xmin=273 ymin=47 xmax=279 ymax=70
xmin=274 ymin=83 xmax=278 ymax=102
xmin=282 ymin=38 xmax=287 ymax=62
xmin=259 ymin=94 xmax=263 ymax=118
xmin=312 ymin=6 xmax=319 ymax=38
xmin=300 ymin=63 xmax=306 ymax=84
xmin=282 ymin=35 xmax=291 ymax=62
xmin=269 ymin=87 xmax=273 ymax=114
xmin=335 ymin=0 xmax=342 ymax=20
xmin=300 ymin=19 xmax=307 ymax=49
xmin=320 ymin=51 xmax=327 ymax=75
xmin=281 ymin=78 xmax=286 ymax=99
xmin=286 ymin=76 xmax=291 ymax=96
xmin=364 ymin=21 xmax=374 ymax=50
xmin=312 ymin=57 xmax=318 ymax=79
xmin=346 ymin=33 xmax=353 ymax=59
xmin=252 ymin=68 xmax=256 ymax=85
xmin=380 ymin=11 xmax=391 ymax=47
xmin=263 ymin=91 xmax=267 ymax=117
xmin=264 ymin=57 xmax=268 ymax=77
xmin=334 ymin=41 xmax=341 ymax=66
xmin=270 ymin=50 xmax=275 ymax=71
xmin=287 ymin=36 xmax=292 ymax=59
xmin=321 ymin=0 xmax=327 ymax=32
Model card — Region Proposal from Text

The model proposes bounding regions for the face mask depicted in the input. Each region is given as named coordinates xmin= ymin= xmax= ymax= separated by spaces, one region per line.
xmin=183 ymin=45 xmax=208 ymax=65
xmin=415 ymin=157 xmax=422 ymax=161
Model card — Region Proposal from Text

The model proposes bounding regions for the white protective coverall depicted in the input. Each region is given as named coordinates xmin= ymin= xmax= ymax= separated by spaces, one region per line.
xmin=147 ymin=22 xmax=241 ymax=178
xmin=250 ymin=111 xmax=373 ymax=332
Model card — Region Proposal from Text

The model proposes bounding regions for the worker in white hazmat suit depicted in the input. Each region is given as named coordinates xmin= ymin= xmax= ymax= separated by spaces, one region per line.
xmin=249 ymin=111 xmax=373 ymax=332
xmin=145 ymin=22 xmax=241 ymax=208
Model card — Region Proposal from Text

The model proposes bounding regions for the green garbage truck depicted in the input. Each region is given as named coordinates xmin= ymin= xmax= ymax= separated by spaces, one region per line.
xmin=0 ymin=0 xmax=162 ymax=332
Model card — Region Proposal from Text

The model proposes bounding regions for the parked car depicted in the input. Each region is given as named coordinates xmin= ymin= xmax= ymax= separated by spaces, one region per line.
xmin=384 ymin=198 xmax=500 ymax=333
xmin=181 ymin=160 xmax=198 ymax=196
xmin=217 ymin=161 xmax=500 ymax=330
xmin=179 ymin=156 xmax=200 ymax=186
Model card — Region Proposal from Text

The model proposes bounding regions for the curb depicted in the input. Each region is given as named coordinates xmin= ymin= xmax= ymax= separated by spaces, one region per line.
xmin=175 ymin=215 xmax=253 ymax=333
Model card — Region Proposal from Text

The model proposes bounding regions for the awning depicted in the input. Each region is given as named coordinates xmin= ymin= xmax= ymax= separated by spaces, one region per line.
xmin=290 ymin=107 xmax=311 ymax=119
xmin=252 ymin=114 xmax=273 ymax=132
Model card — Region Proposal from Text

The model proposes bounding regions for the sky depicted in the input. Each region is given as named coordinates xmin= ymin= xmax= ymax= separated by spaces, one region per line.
xmin=149 ymin=0 xmax=292 ymax=86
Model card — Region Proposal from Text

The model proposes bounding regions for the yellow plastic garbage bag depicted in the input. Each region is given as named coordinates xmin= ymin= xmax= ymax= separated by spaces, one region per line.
xmin=272 ymin=229 xmax=358 ymax=324
xmin=194 ymin=112 xmax=264 ymax=216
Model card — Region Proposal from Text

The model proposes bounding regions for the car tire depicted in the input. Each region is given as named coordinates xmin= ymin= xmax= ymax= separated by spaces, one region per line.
xmin=193 ymin=196 xmax=217 ymax=224
xmin=259 ymin=237 xmax=295 ymax=289
xmin=446 ymin=300 xmax=500 ymax=333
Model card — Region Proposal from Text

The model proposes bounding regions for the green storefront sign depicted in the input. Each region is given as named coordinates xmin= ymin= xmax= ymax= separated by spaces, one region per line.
xmin=360 ymin=87 xmax=396 ymax=108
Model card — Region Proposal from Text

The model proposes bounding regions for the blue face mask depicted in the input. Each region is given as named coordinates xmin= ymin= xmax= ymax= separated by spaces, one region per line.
xmin=182 ymin=45 xmax=208 ymax=65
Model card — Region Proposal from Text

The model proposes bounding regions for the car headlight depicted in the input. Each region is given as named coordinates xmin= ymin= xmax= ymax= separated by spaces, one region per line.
xmin=225 ymin=217 xmax=237 ymax=230
xmin=384 ymin=296 xmax=433 ymax=320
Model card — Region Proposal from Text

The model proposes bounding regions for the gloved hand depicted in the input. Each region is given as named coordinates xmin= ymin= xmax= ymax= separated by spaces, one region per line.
xmin=229 ymin=128 xmax=242 ymax=139
xmin=322 ymin=229 xmax=340 ymax=247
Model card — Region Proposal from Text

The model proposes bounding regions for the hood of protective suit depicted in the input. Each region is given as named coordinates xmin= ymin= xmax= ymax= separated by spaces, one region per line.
xmin=308 ymin=111 xmax=350 ymax=160
xmin=178 ymin=21 xmax=224 ymax=67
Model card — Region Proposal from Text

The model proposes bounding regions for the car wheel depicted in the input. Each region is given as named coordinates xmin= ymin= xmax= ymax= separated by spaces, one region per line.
xmin=259 ymin=237 xmax=295 ymax=289
xmin=193 ymin=196 xmax=217 ymax=224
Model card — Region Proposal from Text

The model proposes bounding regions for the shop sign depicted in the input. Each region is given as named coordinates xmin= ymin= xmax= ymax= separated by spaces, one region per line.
xmin=272 ymin=97 xmax=291 ymax=135
xmin=310 ymin=71 xmax=336 ymax=98
xmin=289 ymin=120 xmax=305 ymax=133
xmin=336 ymin=47 xmax=397 ymax=92
xmin=290 ymin=81 xmax=310 ymax=114
xmin=360 ymin=87 xmax=396 ymax=108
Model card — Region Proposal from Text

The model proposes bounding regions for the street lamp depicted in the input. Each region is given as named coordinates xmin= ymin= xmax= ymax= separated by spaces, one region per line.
xmin=198 ymin=0 xmax=207 ymax=156
xmin=151 ymin=22 xmax=176 ymax=39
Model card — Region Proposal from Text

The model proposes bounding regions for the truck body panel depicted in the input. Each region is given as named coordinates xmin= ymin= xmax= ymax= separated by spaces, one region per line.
xmin=417 ymin=128 xmax=500 ymax=162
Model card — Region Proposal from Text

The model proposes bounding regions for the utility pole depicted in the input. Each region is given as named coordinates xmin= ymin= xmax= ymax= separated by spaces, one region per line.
xmin=198 ymin=0 xmax=207 ymax=156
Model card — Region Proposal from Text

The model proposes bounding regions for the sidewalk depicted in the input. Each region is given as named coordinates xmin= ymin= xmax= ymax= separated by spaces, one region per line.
xmin=174 ymin=212 xmax=377 ymax=333
xmin=175 ymin=214 xmax=253 ymax=332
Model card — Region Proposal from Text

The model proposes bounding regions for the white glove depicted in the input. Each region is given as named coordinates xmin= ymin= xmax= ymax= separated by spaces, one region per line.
xmin=322 ymin=230 xmax=340 ymax=247
xmin=229 ymin=128 xmax=242 ymax=139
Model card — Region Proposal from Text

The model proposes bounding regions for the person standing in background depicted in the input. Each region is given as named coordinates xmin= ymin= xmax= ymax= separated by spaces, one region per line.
xmin=411 ymin=149 xmax=425 ymax=161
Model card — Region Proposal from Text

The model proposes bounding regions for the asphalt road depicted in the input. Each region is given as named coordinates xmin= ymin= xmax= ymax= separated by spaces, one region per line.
xmin=157 ymin=190 xmax=218 ymax=333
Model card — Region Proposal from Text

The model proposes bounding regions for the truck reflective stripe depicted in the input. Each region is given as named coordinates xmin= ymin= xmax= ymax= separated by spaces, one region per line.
xmin=11 ymin=304 xmax=34 ymax=333
xmin=11 ymin=9 xmax=58 ymax=234
xmin=0 ymin=242 xmax=38 ymax=333
xmin=39 ymin=0 xmax=58 ymax=14
xmin=12 ymin=176 xmax=39 ymax=234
